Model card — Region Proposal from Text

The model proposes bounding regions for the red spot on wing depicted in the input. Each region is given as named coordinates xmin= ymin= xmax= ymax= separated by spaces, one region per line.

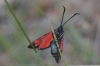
xmin=34 ymin=33 xmax=49 ymax=47
xmin=39 ymin=32 xmax=53 ymax=49
xmin=32 ymin=32 xmax=53 ymax=49
xmin=59 ymin=37 xmax=63 ymax=51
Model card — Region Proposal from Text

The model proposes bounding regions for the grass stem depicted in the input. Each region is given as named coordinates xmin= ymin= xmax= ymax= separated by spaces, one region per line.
xmin=4 ymin=0 xmax=37 ymax=53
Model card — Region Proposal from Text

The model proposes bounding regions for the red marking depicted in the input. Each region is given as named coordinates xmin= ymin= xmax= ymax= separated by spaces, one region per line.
xmin=33 ymin=32 xmax=53 ymax=49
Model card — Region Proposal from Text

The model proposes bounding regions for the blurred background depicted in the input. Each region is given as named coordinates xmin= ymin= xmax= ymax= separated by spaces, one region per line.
xmin=0 ymin=0 xmax=100 ymax=66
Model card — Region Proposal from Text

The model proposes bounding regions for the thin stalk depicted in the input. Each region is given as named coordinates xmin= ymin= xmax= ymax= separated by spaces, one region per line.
xmin=48 ymin=18 xmax=66 ymax=66
xmin=4 ymin=0 xmax=37 ymax=53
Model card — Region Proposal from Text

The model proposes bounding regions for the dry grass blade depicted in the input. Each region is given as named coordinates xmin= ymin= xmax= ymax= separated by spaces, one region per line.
xmin=48 ymin=18 xmax=67 ymax=66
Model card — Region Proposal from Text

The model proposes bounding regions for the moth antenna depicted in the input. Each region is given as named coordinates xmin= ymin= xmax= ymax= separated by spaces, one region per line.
xmin=61 ymin=5 xmax=66 ymax=25
xmin=62 ymin=13 xmax=80 ymax=26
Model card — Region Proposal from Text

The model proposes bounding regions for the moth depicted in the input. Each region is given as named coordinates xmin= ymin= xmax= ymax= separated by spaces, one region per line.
xmin=28 ymin=6 xmax=79 ymax=63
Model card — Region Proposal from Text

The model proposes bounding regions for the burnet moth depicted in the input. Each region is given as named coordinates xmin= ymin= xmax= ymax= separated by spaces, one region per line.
xmin=28 ymin=6 xmax=79 ymax=63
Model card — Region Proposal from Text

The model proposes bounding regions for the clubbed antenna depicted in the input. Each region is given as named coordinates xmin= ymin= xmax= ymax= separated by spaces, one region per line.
xmin=62 ymin=13 xmax=80 ymax=26
xmin=61 ymin=6 xmax=66 ymax=25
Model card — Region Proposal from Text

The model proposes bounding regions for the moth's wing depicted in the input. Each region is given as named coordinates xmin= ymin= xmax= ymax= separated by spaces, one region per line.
xmin=55 ymin=37 xmax=64 ymax=63
xmin=52 ymin=37 xmax=64 ymax=63
xmin=38 ymin=32 xmax=53 ymax=49
xmin=28 ymin=32 xmax=53 ymax=50
xmin=59 ymin=37 xmax=64 ymax=52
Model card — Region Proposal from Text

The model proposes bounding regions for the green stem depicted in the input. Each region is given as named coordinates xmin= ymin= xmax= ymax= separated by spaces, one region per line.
xmin=51 ymin=28 xmax=67 ymax=66
xmin=48 ymin=17 xmax=66 ymax=66
xmin=4 ymin=0 xmax=37 ymax=53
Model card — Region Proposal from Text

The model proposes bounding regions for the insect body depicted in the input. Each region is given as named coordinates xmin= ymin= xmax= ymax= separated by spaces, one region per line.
xmin=28 ymin=6 xmax=79 ymax=63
